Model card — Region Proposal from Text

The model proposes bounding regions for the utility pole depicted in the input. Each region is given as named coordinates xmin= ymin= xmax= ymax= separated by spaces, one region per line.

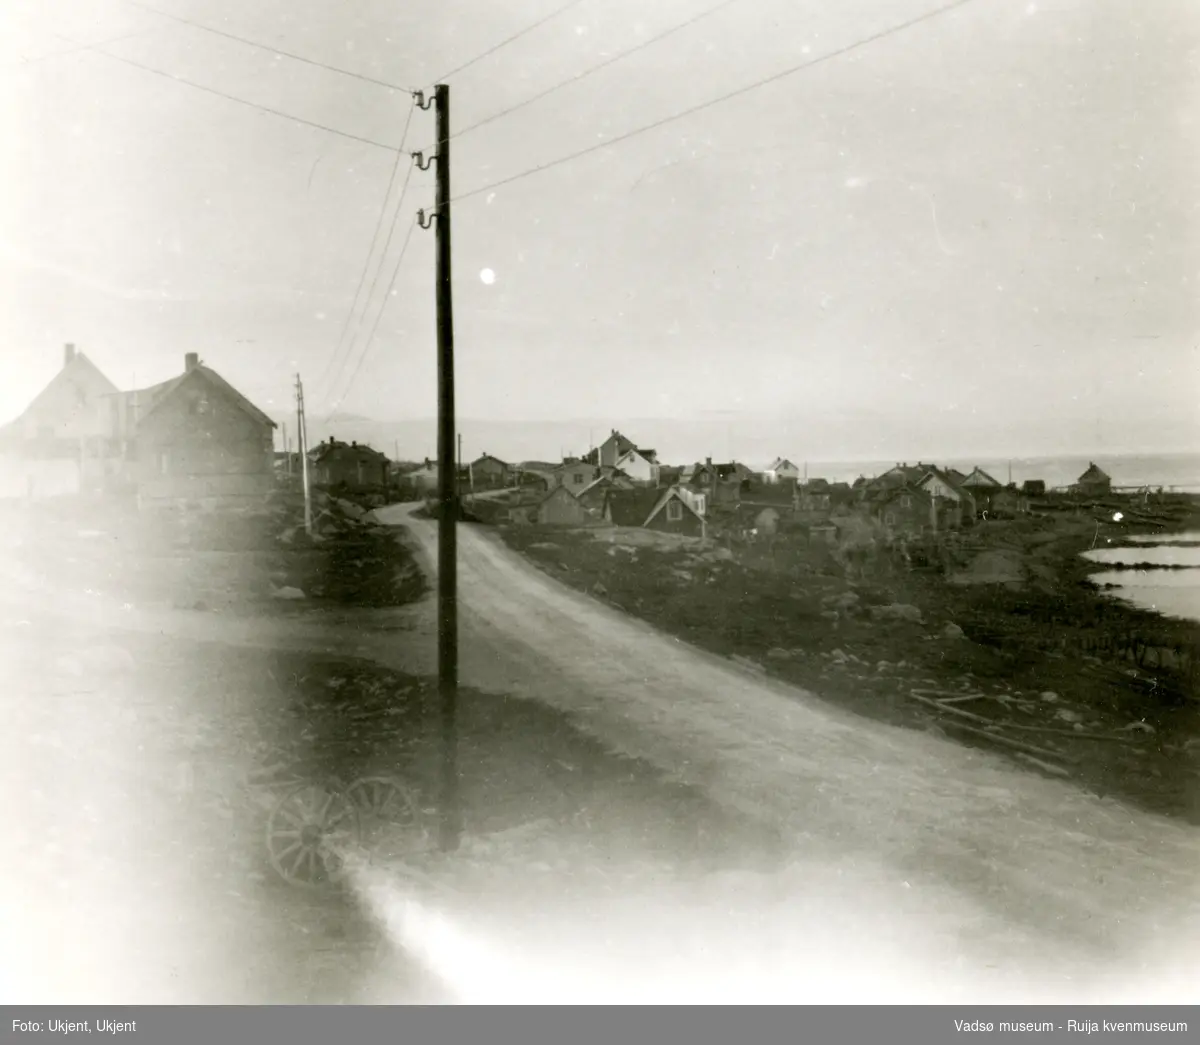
xmin=416 ymin=83 xmax=461 ymax=852
xmin=295 ymin=374 xmax=312 ymax=535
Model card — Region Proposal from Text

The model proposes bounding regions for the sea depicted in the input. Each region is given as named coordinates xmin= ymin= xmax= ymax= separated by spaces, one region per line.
xmin=1082 ymin=533 xmax=1200 ymax=627
xmin=795 ymin=452 xmax=1200 ymax=627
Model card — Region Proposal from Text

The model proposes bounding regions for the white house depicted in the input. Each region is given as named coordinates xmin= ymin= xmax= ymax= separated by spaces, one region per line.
xmin=917 ymin=467 xmax=976 ymax=528
xmin=614 ymin=447 xmax=660 ymax=485
xmin=763 ymin=457 xmax=802 ymax=483
xmin=676 ymin=486 xmax=707 ymax=516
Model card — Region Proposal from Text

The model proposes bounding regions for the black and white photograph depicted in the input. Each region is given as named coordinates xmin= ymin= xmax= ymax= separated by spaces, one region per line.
xmin=1 ymin=0 xmax=1199 ymax=1009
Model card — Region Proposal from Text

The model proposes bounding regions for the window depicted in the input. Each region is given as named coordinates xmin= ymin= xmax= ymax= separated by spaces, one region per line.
xmin=666 ymin=500 xmax=683 ymax=522
xmin=573 ymin=473 xmax=583 ymax=484
xmin=885 ymin=512 xmax=895 ymax=526
xmin=901 ymin=496 xmax=911 ymax=508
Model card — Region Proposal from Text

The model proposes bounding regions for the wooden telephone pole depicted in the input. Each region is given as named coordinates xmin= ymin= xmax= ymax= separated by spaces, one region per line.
xmin=295 ymin=374 xmax=312 ymax=536
xmin=417 ymin=84 xmax=461 ymax=852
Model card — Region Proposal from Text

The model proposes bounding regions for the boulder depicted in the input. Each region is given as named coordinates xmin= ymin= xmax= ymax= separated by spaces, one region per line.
xmin=942 ymin=622 xmax=966 ymax=640
xmin=271 ymin=586 xmax=306 ymax=600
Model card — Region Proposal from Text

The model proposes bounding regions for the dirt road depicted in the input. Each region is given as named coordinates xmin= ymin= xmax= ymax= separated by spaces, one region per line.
xmin=378 ymin=503 xmax=1200 ymax=997
xmin=5 ymin=504 xmax=1199 ymax=999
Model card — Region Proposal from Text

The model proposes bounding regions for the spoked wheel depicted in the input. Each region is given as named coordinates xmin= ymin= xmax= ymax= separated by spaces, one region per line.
xmin=345 ymin=776 xmax=434 ymax=858
xmin=266 ymin=782 xmax=362 ymax=889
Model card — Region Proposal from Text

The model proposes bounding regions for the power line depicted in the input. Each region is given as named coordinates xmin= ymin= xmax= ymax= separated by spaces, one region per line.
xmin=451 ymin=0 xmax=978 ymax=205
xmin=123 ymin=0 xmax=414 ymax=93
xmin=90 ymin=45 xmax=401 ymax=151
xmin=317 ymin=101 xmax=418 ymax=400
xmin=329 ymin=217 xmax=420 ymax=411
xmin=434 ymin=0 xmax=591 ymax=83
xmin=322 ymin=151 xmax=420 ymax=406
xmin=3 ymin=28 xmax=160 ymax=69
xmin=451 ymin=0 xmax=742 ymax=142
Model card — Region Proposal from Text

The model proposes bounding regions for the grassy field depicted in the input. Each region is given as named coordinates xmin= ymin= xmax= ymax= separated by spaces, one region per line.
xmin=492 ymin=501 xmax=1200 ymax=824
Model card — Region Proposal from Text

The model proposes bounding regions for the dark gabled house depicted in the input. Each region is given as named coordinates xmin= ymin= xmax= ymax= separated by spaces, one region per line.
xmin=1072 ymin=462 xmax=1112 ymax=497
xmin=603 ymin=486 xmax=706 ymax=537
xmin=309 ymin=437 xmax=390 ymax=489
xmin=129 ymin=353 xmax=277 ymax=509
xmin=870 ymin=483 xmax=937 ymax=537
xmin=534 ymin=484 xmax=590 ymax=526
xmin=961 ymin=466 xmax=1004 ymax=516
xmin=468 ymin=453 xmax=512 ymax=489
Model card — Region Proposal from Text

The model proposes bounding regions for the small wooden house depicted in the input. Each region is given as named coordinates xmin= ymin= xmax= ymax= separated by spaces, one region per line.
xmin=1072 ymin=462 xmax=1112 ymax=497
xmin=872 ymin=483 xmax=936 ymax=537
xmin=604 ymin=486 xmax=706 ymax=537
xmin=468 ymin=453 xmax=511 ymax=490
xmin=530 ymin=485 xmax=588 ymax=526
xmin=310 ymin=438 xmax=390 ymax=489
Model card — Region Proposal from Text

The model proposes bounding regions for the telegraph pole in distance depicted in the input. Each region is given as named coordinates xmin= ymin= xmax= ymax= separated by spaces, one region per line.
xmin=416 ymin=83 xmax=461 ymax=853
xmin=295 ymin=374 xmax=313 ymax=536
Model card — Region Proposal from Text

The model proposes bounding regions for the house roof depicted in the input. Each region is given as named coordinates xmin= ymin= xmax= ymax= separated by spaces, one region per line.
xmin=310 ymin=438 xmax=388 ymax=463
xmin=644 ymin=486 xmax=704 ymax=527
xmin=1 ymin=351 xmax=121 ymax=437
xmin=1077 ymin=462 xmax=1111 ymax=483
xmin=604 ymin=488 xmax=664 ymax=526
xmin=538 ymin=484 xmax=580 ymax=506
xmin=767 ymin=457 xmax=798 ymax=471
xmin=616 ymin=446 xmax=657 ymax=465
xmin=875 ymin=482 xmax=932 ymax=505
xmin=472 ymin=453 xmax=509 ymax=467
xmin=961 ymin=467 xmax=1001 ymax=489
xmin=134 ymin=365 xmax=276 ymax=431
xmin=918 ymin=466 xmax=972 ymax=499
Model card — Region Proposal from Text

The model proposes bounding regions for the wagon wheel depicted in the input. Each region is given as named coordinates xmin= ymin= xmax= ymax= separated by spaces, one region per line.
xmin=345 ymin=776 xmax=434 ymax=855
xmin=266 ymin=782 xmax=362 ymax=889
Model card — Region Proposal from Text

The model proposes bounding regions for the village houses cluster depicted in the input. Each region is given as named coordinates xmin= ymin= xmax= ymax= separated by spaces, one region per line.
xmin=0 ymin=347 xmax=1115 ymax=543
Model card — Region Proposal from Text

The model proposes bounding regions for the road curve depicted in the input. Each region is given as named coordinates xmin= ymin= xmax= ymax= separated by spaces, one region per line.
xmin=379 ymin=502 xmax=1200 ymax=990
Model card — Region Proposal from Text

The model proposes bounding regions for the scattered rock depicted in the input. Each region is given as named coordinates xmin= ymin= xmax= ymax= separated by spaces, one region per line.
xmin=271 ymin=586 xmax=306 ymax=600
xmin=1124 ymin=721 xmax=1156 ymax=735
xmin=766 ymin=648 xmax=792 ymax=660
xmin=820 ymin=610 xmax=839 ymax=622
xmin=828 ymin=649 xmax=848 ymax=664
xmin=1039 ymin=691 xmax=1059 ymax=703
xmin=592 ymin=581 xmax=608 ymax=597
xmin=876 ymin=661 xmax=891 ymax=672
xmin=942 ymin=623 xmax=966 ymax=640
xmin=1055 ymin=709 xmax=1083 ymax=724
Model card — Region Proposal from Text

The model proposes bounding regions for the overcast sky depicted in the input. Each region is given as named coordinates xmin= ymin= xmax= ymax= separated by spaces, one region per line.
xmin=1 ymin=0 xmax=1197 ymax=461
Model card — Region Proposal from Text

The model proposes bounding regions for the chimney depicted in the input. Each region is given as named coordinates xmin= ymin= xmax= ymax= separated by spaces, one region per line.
xmin=706 ymin=456 xmax=712 ymax=468
xmin=351 ymin=440 xmax=357 ymax=447
xmin=63 ymin=343 xmax=76 ymax=367
xmin=184 ymin=352 xmax=199 ymax=371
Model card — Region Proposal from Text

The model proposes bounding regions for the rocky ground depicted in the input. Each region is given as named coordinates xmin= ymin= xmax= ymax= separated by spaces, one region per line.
xmin=0 ymin=494 xmax=779 ymax=1003
xmin=494 ymin=502 xmax=1200 ymax=824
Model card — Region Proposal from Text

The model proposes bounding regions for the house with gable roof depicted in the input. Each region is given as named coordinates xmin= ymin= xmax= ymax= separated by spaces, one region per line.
xmin=1072 ymin=462 xmax=1112 ymax=497
xmin=603 ymin=486 xmax=706 ymax=537
xmin=916 ymin=466 xmax=976 ymax=528
xmin=127 ymin=352 xmax=277 ymax=509
xmin=763 ymin=457 xmax=802 ymax=483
